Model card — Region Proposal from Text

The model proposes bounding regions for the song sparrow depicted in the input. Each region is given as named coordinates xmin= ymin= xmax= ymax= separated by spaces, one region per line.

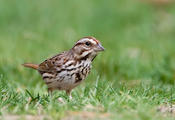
xmin=23 ymin=36 xmax=104 ymax=98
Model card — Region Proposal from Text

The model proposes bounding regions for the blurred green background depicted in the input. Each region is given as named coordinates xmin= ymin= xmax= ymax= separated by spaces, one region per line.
xmin=0 ymin=0 xmax=175 ymax=119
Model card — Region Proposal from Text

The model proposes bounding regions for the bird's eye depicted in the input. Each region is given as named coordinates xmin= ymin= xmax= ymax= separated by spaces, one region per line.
xmin=85 ymin=42 xmax=91 ymax=46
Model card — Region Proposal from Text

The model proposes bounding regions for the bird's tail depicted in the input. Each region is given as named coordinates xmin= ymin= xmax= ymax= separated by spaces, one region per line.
xmin=22 ymin=63 xmax=39 ymax=70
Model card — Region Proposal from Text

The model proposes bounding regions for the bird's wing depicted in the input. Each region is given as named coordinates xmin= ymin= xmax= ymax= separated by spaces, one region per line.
xmin=38 ymin=51 xmax=68 ymax=73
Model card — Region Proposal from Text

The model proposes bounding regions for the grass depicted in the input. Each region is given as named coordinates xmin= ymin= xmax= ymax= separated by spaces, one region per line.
xmin=0 ymin=0 xmax=175 ymax=119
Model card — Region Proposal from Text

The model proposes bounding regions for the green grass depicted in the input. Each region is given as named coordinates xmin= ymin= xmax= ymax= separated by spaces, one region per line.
xmin=0 ymin=0 xmax=175 ymax=119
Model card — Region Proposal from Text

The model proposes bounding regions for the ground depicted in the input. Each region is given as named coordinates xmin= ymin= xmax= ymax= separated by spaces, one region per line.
xmin=0 ymin=0 xmax=175 ymax=120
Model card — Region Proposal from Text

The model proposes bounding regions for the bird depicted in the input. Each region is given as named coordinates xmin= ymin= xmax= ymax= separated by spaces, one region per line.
xmin=22 ymin=36 xmax=105 ymax=99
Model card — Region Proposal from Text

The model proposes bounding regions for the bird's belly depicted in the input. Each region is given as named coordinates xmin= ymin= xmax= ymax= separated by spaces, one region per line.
xmin=43 ymin=63 xmax=91 ymax=91
xmin=46 ymin=74 xmax=84 ymax=91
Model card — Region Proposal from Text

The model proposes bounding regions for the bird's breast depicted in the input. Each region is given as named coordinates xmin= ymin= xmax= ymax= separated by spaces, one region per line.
xmin=42 ymin=60 xmax=92 ymax=90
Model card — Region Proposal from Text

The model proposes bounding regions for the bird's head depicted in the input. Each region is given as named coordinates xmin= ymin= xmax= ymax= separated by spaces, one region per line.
xmin=72 ymin=36 xmax=105 ymax=60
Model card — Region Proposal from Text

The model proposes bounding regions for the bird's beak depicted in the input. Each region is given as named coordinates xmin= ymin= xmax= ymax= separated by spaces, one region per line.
xmin=96 ymin=43 xmax=105 ymax=52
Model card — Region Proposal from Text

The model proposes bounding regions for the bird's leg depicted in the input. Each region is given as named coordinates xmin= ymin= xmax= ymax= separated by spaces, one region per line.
xmin=58 ymin=89 xmax=72 ymax=103
xmin=48 ymin=88 xmax=53 ymax=96
xmin=66 ymin=89 xmax=72 ymax=100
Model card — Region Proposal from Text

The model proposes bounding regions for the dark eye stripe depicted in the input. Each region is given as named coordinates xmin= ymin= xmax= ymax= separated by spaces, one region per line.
xmin=74 ymin=43 xmax=84 ymax=46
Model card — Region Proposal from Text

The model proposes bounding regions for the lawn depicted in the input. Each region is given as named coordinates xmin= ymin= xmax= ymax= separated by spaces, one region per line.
xmin=0 ymin=0 xmax=175 ymax=119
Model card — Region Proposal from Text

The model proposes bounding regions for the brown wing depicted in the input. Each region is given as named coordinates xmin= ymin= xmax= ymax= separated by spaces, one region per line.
xmin=38 ymin=51 xmax=68 ymax=73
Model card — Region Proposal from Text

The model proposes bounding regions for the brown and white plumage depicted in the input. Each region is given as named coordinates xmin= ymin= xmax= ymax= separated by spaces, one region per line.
xmin=23 ymin=36 xmax=104 ymax=98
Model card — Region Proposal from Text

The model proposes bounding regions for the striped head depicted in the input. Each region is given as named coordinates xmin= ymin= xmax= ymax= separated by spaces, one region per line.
xmin=72 ymin=36 xmax=105 ymax=60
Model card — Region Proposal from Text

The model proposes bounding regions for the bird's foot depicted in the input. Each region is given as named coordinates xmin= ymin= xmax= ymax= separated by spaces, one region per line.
xmin=58 ymin=97 xmax=65 ymax=103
